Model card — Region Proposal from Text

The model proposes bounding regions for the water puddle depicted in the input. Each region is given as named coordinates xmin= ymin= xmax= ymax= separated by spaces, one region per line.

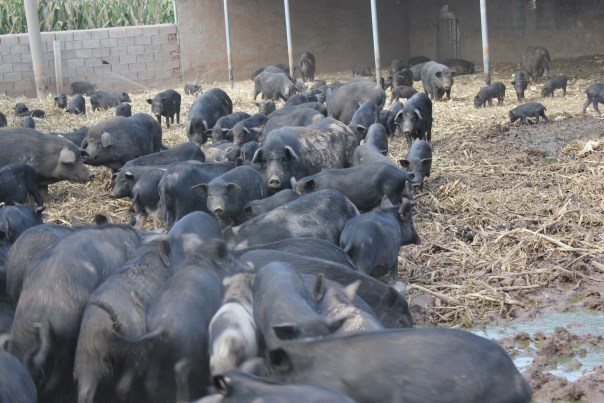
xmin=474 ymin=309 xmax=604 ymax=382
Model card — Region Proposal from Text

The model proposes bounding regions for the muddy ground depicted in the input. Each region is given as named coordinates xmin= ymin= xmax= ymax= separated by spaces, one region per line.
xmin=1 ymin=55 xmax=603 ymax=402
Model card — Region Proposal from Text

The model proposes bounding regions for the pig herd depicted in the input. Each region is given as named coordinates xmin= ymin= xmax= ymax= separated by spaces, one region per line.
xmin=2 ymin=45 xmax=603 ymax=403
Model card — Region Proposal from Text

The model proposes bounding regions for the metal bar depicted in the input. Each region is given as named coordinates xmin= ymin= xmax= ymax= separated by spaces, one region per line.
xmin=224 ymin=0 xmax=233 ymax=88
xmin=370 ymin=0 xmax=381 ymax=87
xmin=480 ymin=0 xmax=491 ymax=85
xmin=53 ymin=40 xmax=63 ymax=93
xmin=284 ymin=0 xmax=294 ymax=78
xmin=24 ymin=0 xmax=49 ymax=98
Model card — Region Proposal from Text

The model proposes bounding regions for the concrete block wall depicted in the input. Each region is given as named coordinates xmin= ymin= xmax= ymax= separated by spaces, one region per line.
xmin=0 ymin=24 xmax=181 ymax=97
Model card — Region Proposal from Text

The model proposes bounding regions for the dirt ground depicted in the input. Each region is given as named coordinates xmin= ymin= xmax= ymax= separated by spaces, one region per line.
xmin=1 ymin=55 xmax=603 ymax=402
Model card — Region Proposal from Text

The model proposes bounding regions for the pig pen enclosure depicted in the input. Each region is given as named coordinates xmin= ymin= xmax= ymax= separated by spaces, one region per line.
xmin=1 ymin=54 xmax=603 ymax=400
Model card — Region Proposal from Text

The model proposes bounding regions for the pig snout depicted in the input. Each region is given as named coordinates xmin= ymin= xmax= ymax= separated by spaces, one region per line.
xmin=268 ymin=177 xmax=281 ymax=189
xmin=213 ymin=207 xmax=224 ymax=217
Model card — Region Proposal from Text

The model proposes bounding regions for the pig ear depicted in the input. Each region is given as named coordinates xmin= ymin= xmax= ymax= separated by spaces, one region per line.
xmin=242 ymin=127 xmax=250 ymax=135
xmin=35 ymin=205 xmax=45 ymax=218
xmin=284 ymin=146 xmax=299 ymax=160
xmin=273 ymin=323 xmax=300 ymax=340
xmin=301 ymin=179 xmax=315 ymax=193
xmin=94 ymin=214 xmax=109 ymax=225
xmin=251 ymin=127 xmax=262 ymax=134
xmin=243 ymin=205 xmax=253 ymax=215
xmin=356 ymin=125 xmax=367 ymax=137
xmin=313 ymin=273 xmax=326 ymax=303
xmin=394 ymin=110 xmax=404 ymax=124
xmin=191 ymin=183 xmax=208 ymax=198
xmin=399 ymin=159 xmax=410 ymax=169
xmin=326 ymin=316 xmax=347 ymax=333
xmin=420 ymin=158 xmax=432 ymax=165
xmin=510 ymin=81 xmax=515 ymax=85
xmin=182 ymin=233 xmax=203 ymax=255
xmin=379 ymin=286 xmax=401 ymax=308
xmin=146 ymin=99 xmax=153 ymax=104
xmin=226 ymin=183 xmax=241 ymax=192
xmin=157 ymin=238 xmax=171 ymax=266
xmin=213 ymin=374 xmax=232 ymax=396
xmin=268 ymin=348 xmax=292 ymax=372
xmin=343 ymin=280 xmax=361 ymax=301
xmin=101 ymin=131 xmax=113 ymax=148
xmin=53 ymin=96 xmax=58 ymax=101
xmin=210 ymin=239 xmax=229 ymax=262
xmin=251 ymin=148 xmax=263 ymax=164
xmin=380 ymin=195 xmax=394 ymax=209
xmin=221 ymin=128 xmax=230 ymax=133
xmin=59 ymin=148 xmax=76 ymax=164
xmin=202 ymin=120 xmax=209 ymax=131
xmin=399 ymin=198 xmax=414 ymax=219
xmin=125 ymin=171 xmax=134 ymax=180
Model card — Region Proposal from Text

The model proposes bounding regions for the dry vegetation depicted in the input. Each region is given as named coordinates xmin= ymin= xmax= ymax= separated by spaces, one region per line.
xmin=0 ymin=55 xmax=602 ymax=328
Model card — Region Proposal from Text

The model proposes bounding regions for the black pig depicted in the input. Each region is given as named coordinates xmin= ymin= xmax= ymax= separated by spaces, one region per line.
xmin=0 ymin=162 xmax=44 ymax=206
xmin=511 ymin=71 xmax=529 ymax=101
xmin=509 ymin=102 xmax=549 ymax=125
xmin=474 ymin=82 xmax=506 ymax=108
xmin=340 ymin=198 xmax=420 ymax=280
xmin=541 ymin=75 xmax=568 ymax=97
xmin=582 ymin=83 xmax=604 ymax=114
xmin=147 ymin=89 xmax=181 ymax=128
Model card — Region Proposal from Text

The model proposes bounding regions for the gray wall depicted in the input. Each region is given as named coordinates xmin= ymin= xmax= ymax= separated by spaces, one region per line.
xmin=175 ymin=0 xmax=410 ymax=83
xmin=408 ymin=0 xmax=604 ymax=64
xmin=176 ymin=0 xmax=604 ymax=83
xmin=0 ymin=24 xmax=181 ymax=97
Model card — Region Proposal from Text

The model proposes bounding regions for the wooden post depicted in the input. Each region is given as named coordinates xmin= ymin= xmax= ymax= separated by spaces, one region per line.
xmin=24 ymin=0 xmax=49 ymax=98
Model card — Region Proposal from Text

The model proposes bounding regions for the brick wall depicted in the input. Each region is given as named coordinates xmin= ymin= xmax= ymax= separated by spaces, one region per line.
xmin=0 ymin=24 xmax=181 ymax=97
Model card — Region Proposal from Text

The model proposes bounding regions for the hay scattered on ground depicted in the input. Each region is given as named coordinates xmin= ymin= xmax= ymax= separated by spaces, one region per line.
xmin=0 ymin=55 xmax=602 ymax=327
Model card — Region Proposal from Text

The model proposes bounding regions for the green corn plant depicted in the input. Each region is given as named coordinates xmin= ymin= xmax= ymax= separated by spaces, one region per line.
xmin=0 ymin=0 xmax=174 ymax=34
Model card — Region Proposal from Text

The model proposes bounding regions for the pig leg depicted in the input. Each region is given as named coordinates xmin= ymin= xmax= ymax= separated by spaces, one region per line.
xmin=582 ymin=97 xmax=592 ymax=113
xmin=593 ymin=99 xmax=601 ymax=114
xmin=176 ymin=111 xmax=181 ymax=124
xmin=77 ymin=371 xmax=98 ymax=403
xmin=540 ymin=111 xmax=549 ymax=122
xmin=144 ymin=364 xmax=160 ymax=399
xmin=28 ymin=185 xmax=45 ymax=206
xmin=391 ymin=263 xmax=400 ymax=282
xmin=115 ymin=366 xmax=137 ymax=399
xmin=174 ymin=358 xmax=191 ymax=403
